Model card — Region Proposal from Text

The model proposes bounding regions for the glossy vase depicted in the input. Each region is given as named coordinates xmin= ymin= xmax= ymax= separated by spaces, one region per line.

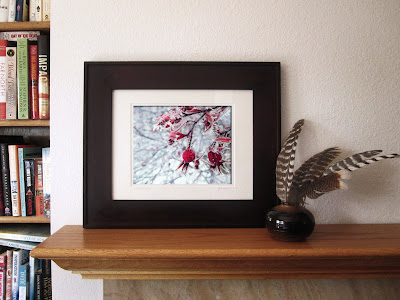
xmin=266 ymin=204 xmax=315 ymax=242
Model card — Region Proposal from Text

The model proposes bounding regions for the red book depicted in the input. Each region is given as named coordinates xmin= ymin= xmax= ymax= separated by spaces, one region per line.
xmin=29 ymin=43 xmax=39 ymax=119
xmin=34 ymin=158 xmax=44 ymax=216
xmin=0 ymin=40 xmax=7 ymax=119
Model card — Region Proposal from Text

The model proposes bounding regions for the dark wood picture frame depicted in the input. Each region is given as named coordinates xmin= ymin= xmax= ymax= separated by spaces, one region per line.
xmin=84 ymin=62 xmax=280 ymax=228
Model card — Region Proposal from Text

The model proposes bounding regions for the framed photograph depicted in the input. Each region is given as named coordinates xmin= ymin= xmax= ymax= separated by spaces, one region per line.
xmin=84 ymin=62 xmax=280 ymax=228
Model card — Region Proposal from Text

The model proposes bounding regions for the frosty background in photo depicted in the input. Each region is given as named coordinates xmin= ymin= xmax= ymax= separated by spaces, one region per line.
xmin=132 ymin=106 xmax=232 ymax=184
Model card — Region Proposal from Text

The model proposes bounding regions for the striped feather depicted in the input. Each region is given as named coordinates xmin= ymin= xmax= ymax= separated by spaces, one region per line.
xmin=304 ymin=171 xmax=348 ymax=199
xmin=353 ymin=153 xmax=399 ymax=168
xmin=324 ymin=150 xmax=382 ymax=175
xmin=302 ymin=147 xmax=341 ymax=183
xmin=276 ymin=119 xmax=304 ymax=202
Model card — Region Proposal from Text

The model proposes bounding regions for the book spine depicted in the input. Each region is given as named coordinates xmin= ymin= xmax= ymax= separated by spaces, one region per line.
xmin=18 ymin=264 xmax=27 ymax=300
xmin=11 ymin=252 xmax=19 ymax=300
xmin=41 ymin=148 xmax=50 ymax=218
xmin=28 ymin=257 xmax=37 ymax=300
xmin=41 ymin=260 xmax=50 ymax=300
xmin=29 ymin=43 xmax=39 ymax=120
xmin=0 ymin=253 xmax=5 ymax=299
xmin=24 ymin=159 xmax=35 ymax=216
xmin=21 ymin=0 xmax=28 ymax=22
xmin=6 ymin=43 xmax=17 ymax=120
xmin=17 ymin=39 xmax=29 ymax=120
xmin=34 ymin=271 xmax=42 ymax=300
xmin=38 ymin=35 xmax=49 ymax=120
xmin=29 ymin=0 xmax=35 ymax=21
xmin=8 ymin=146 xmax=21 ymax=216
xmin=14 ymin=0 xmax=23 ymax=22
xmin=0 ymin=144 xmax=11 ymax=216
xmin=35 ymin=0 xmax=42 ymax=22
xmin=0 ymin=232 xmax=45 ymax=243
xmin=0 ymin=32 xmax=40 ymax=42
xmin=18 ymin=149 xmax=26 ymax=217
xmin=0 ymin=175 xmax=3 ymax=216
xmin=0 ymin=0 xmax=8 ymax=22
xmin=34 ymin=159 xmax=44 ymax=217
xmin=42 ymin=0 xmax=49 ymax=21
xmin=5 ymin=250 xmax=12 ymax=300
xmin=7 ymin=0 xmax=16 ymax=22
xmin=0 ymin=240 xmax=36 ymax=251
xmin=0 ymin=40 xmax=7 ymax=120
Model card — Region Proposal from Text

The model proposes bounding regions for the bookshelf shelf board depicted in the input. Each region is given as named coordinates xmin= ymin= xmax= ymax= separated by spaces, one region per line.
xmin=0 ymin=21 xmax=50 ymax=31
xmin=0 ymin=120 xmax=50 ymax=127
xmin=0 ymin=216 xmax=50 ymax=223
xmin=31 ymin=224 xmax=400 ymax=280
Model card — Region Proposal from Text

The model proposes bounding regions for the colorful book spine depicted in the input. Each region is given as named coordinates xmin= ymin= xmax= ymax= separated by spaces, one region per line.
xmin=17 ymin=38 xmax=29 ymax=120
xmin=38 ymin=35 xmax=49 ymax=120
xmin=0 ymin=251 xmax=6 ymax=299
xmin=35 ymin=0 xmax=42 ymax=22
xmin=0 ymin=0 xmax=9 ymax=22
xmin=5 ymin=250 xmax=12 ymax=300
xmin=0 ymin=32 xmax=40 ymax=42
xmin=41 ymin=148 xmax=50 ymax=218
xmin=14 ymin=0 xmax=23 ymax=22
xmin=29 ymin=43 xmax=39 ymax=119
xmin=18 ymin=263 xmax=28 ymax=300
xmin=0 ymin=144 xmax=12 ymax=216
xmin=0 ymin=40 xmax=7 ymax=120
xmin=11 ymin=250 xmax=28 ymax=300
xmin=7 ymin=0 xmax=15 ymax=22
xmin=34 ymin=159 xmax=44 ymax=217
xmin=24 ymin=159 xmax=35 ymax=216
xmin=6 ymin=41 xmax=17 ymax=120
xmin=42 ymin=0 xmax=49 ymax=21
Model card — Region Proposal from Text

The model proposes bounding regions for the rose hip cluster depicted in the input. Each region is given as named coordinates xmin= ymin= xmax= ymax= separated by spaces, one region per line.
xmin=154 ymin=106 xmax=231 ymax=175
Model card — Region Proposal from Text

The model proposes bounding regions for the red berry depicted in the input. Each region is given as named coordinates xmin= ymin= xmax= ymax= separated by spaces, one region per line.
xmin=208 ymin=151 xmax=222 ymax=164
xmin=183 ymin=148 xmax=196 ymax=162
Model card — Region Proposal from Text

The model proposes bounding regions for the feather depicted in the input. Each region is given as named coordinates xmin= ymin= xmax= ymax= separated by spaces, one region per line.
xmin=324 ymin=150 xmax=382 ymax=175
xmin=304 ymin=171 xmax=349 ymax=199
xmin=276 ymin=119 xmax=304 ymax=202
xmin=287 ymin=147 xmax=341 ymax=204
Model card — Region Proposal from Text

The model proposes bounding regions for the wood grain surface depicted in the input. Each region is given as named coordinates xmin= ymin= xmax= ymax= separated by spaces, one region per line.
xmin=31 ymin=224 xmax=400 ymax=279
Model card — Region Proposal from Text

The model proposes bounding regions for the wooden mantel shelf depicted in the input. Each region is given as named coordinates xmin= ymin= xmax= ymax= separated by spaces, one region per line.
xmin=30 ymin=224 xmax=400 ymax=280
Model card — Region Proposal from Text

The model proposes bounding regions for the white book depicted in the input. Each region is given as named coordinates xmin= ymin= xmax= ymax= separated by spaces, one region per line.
xmin=0 ymin=31 xmax=40 ymax=42
xmin=11 ymin=250 xmax=28 ymax=300
xmin=0 ymin=0 xmax=8 ymax=22
xmin=42 ymin=148 xmax=51 ymax=218
xmin=6 ymin=44 xmax=17 ymax=120
xmin=0 ymin=41 xmax=6 ymax=121
xmin=42 ymin=0 xmax=49 ymax=21
xmin=0 ymin=239 xmax=38 ymax=251
xmin=35 ymin=0 xmax=41 ymax=21
xmin=29 ymin=0 xmax=35 ymax=21
xmin=7 ymin=0 xmax=15 ymax=22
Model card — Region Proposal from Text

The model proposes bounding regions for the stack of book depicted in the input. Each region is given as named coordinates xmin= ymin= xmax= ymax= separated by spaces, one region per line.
xmin=0 ymin=227 xmax=51 ymax=300
xmin=0 ymin=136 xmax=50 ymax=218
xmin=0 ymin=30 xmax=49 ymax=120
xmin=0 ymin=0 xmax=50 ymax=22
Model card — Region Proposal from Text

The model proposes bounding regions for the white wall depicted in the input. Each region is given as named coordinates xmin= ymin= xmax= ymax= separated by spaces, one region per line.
xmin=51 ymin=1 xmax=400 ymax=299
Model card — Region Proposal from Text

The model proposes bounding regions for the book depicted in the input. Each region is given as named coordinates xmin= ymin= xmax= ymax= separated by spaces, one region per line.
xmin=7 ymin=0 xmax=16 ymax=22
xmin=35 ymin=0 xmax=42 ymax=22
xmin=14 ymin=0 xmax=23 ymax=22
xmin=11 ymin=250 xmax=28 ymax=300
xmin=29 ymin=0 xmax=35 ymax=21
xmin=0 ymin=225 xmax=49 ymax=243
xmin=0 ymin=40 xmax=7 ymax=120
xmin=0 ymin=240 xmax=38 ymax=251
xmin=17 ymin=39 xmax=29 ymax=120
xmin=0 ymin=251 xmax=6 ymax=300
xmin=41 ymin=260 xmax=50 ymax=300
xmin=9 ymin=145 xmax=33 ymax=216
xmin=0 ymin=32 xmax=40 ymax=42
xmin=5 ymin=250 xmax=12 ymax=300
xmin=0 ymin=0 xmax=9 ymax=22
xmin=24 ymin=160 xmax=35 ymax=216
xmin=28 ymin=257 xmax=39 ymax=300
xmin=41 ymin=148 xmax=50 ymax=218
xmin=0 ymin=176 xmax=3 ymax=216
xmin=38 ymin=35 xmax=49 ymax=120
xmin=17 ymin=263 xmax=28 ymax=300
xmin=42 ymin=0 xmax=49 ymax=21
xmin=29 ymin=43 xmax=39 ymax=119
xmin=18 ymin=147 xmax=42 ymax=216
xmin=6 ymin=41 xmax=17 ymax=120
xmin=1 ymin=144 xmax=12 ymax=216
xmin=34 ymin=270 xmax=41 ymax=300
xmin=34 ymin=159 xmax=44 ymax=217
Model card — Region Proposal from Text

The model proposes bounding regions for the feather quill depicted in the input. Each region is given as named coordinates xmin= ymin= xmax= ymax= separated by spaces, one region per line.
xmin=324 ymin=150 xmax=382 ymax=175
xmin=276 ymin=119 xmax=304 ymax=202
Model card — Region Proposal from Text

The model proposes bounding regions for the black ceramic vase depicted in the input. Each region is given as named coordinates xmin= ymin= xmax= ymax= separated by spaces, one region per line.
xmin=266 ymin=204 xmax=315 ymax=242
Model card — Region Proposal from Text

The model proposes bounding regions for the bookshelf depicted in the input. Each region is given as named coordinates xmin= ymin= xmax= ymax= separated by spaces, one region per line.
xmin=0 ymin=21 xmax=50 ymax=222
